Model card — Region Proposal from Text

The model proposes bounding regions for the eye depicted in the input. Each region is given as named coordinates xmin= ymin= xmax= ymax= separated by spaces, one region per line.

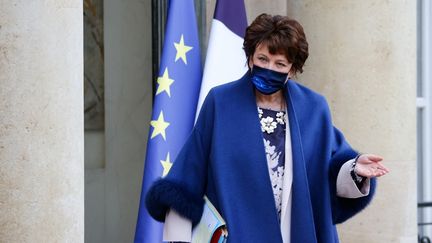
xmin=258 ymin=56 xmax=268 ymax=62
xmin=277 ymin=62 xmax=287 ymax=67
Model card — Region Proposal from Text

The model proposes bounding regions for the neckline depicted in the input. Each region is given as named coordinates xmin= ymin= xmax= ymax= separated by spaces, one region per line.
xmin=258 ymin=106 xmax=286 ymax=113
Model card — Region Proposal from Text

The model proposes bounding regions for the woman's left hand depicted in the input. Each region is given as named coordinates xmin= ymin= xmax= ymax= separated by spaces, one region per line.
xmin=354 ymin=154 xmax=389 ymax=178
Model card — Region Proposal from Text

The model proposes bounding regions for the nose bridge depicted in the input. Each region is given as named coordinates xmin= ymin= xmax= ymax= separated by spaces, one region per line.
xmin=267 ymin=60 xmax=276 ymax=71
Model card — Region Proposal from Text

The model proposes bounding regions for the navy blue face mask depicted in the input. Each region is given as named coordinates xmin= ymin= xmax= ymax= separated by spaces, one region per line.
xmin=250 ymin=65 xmax=289 ymax=95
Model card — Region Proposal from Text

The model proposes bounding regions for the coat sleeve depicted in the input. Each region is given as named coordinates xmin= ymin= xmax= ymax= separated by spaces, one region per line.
xmin=328 ymin=127 xmax=377 ymax=224
xmin=336 ymin=159 xmax=371 ymax=198
xmin=145 ymin=89 xmax=215 ymax=226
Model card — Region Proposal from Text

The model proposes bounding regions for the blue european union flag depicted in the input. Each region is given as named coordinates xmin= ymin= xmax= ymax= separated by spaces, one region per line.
xmin=134 ymin=1 xmax=202 ymax=242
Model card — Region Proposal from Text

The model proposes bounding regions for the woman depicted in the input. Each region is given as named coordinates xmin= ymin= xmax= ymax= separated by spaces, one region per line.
xmin=146 ymin=14 xmax=388 ymax=242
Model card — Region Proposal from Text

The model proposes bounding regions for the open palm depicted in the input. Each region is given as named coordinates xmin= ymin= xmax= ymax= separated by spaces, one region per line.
xmin=355 ymin=154 xmax=389 ymax=178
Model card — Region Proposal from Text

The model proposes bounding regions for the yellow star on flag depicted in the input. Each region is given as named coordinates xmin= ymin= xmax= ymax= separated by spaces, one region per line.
xmin=150 ymin=111 xmax=170 ymax=140
xmin=160 ymin=153 xmax=173 ymax=177
xmin=156 ymin=68 xmax=174 ymax=97
xmin=174 ymin=34 xmax=193 ymax=64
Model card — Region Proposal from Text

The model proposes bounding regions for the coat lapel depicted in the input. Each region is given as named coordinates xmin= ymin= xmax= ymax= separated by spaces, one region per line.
xmin=231 ymin=74 xmax=283 ymax=240
xmin=226 ymin=75 xmax=317 ymax=242
xmin=280 ymin=106 xmax=293 ymax=243
xmin=285 ymin=80 xmax=317 ymax=243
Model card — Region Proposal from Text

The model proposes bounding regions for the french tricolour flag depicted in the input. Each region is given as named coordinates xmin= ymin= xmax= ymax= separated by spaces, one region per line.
xmin=196 ymin=0 xmax=248 ymax=114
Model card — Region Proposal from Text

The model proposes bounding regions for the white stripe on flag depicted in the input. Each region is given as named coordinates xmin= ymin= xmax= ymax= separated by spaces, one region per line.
xmin=196 ymin=19 xmax=248 ymax=115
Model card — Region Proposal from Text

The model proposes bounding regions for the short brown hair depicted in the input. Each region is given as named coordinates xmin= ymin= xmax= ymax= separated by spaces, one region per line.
xmin=243 ymin=14 xmax=309 ymax=74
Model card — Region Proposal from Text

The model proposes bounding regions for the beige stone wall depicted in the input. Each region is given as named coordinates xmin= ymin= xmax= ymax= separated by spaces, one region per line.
xmin=287 ymin=1 xmax=417 ymax=242
xmin=0 ymin=1 xmax=84 ymax=242
xmin=244 ymin=0 xmax=288 ymax=23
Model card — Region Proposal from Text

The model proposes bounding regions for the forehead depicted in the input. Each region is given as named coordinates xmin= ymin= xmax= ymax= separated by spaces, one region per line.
xmin=254 ymin=43 xmax=288 ymax=61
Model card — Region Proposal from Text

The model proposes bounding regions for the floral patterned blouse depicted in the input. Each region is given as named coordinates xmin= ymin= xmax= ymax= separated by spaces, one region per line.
xmin=258 ymin=107 xmax=287 ymax=222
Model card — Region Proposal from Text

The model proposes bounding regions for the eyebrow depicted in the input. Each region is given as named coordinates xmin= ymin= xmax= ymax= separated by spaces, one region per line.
xmin=275 ymin=59 xmax=288 ymax=63
xmin=256 ymin=53 xmax=288 ymax=63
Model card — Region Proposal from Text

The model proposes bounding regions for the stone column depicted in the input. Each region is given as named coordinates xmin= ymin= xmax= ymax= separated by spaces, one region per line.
xmin=287 ymin=1 xmax=416 ymax=242
xmin=0 ymin=1 xmax=84 ymax=242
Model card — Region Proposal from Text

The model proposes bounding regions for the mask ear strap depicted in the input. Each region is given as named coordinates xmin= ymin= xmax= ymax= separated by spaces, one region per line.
xmin=288 ymin=71 xmax=294 ymax=80
xmin=285 ymin=72 xmax=291 ymax=83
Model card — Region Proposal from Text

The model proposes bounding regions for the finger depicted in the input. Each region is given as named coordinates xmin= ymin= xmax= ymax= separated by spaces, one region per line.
xmin=357 ymin=154 xmax=382 ymax=164
xmin=373 ymin=171 xmax=386 ymax=177
xmin=356 ymin=164 xmax=389 ymax=178
xmin=375 ymin=168 xmax=388 ymax=177
xmin=367 ymin=169 xmax=385 ymax=178
xmin=374 ymin=162 xmax=390 ymax=173
xmin=372 ymin=165 xmax=390 ymax=177
xmin=365 ymin=154 xmax=383 ymax=162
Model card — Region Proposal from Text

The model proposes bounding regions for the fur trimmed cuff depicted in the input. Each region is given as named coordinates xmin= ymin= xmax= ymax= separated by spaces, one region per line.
xmin=333 ymin=177 xmax=377 ymax=224
xmin=145 ymin=179 xmax=205 ymax=226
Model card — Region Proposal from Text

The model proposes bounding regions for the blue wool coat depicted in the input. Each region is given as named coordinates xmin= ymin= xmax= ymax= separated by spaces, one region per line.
xmin=146 ymin=72 xmax=376 ymax=243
